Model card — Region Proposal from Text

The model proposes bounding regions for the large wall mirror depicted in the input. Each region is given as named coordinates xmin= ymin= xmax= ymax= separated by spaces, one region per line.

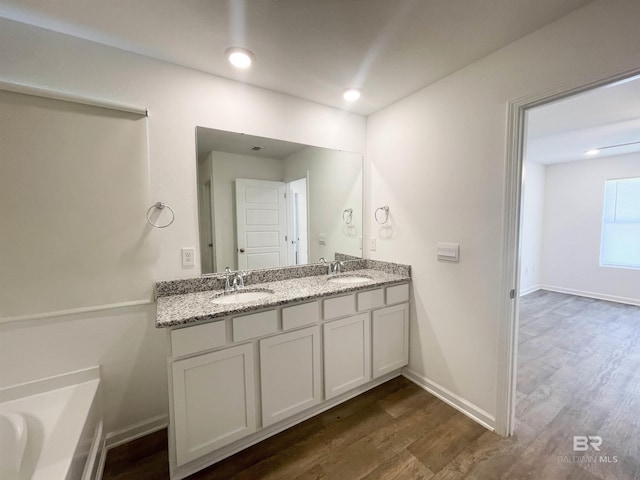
xmin=196 ymin=127 xmax=363 ymax=274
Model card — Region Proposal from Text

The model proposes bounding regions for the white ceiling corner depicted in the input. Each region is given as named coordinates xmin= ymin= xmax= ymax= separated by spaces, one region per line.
xmin=0 ymin=0 xmax=595 ymax=116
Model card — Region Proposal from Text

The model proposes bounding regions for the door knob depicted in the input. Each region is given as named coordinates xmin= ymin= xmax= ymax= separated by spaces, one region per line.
xmin=239 ymin=248 xmax=245 ymax=253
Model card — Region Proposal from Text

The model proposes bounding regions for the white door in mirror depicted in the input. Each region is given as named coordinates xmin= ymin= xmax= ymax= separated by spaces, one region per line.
xmin=235 ymin=179 xmax=287 ymax=270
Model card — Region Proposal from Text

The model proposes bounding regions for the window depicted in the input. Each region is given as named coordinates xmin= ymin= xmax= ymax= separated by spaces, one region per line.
xmin=600 ymin=177 xmax=640 ymax=268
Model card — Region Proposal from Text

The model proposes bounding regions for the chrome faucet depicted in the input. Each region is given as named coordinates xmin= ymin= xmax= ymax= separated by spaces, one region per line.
xmin=329 ymin=261 xmax=344 ymax=275
xmin=224 ymin=268 xmax=246 ymax=292
xmin=224 ymin=267 xmax=233 ymax=291
xmin=319 ymin=257 xmax=330 ymax=275
xmin=233 ymin=271 xmax=245 ymax=290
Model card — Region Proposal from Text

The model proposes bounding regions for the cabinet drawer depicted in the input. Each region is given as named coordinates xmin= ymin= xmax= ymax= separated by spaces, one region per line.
xmin=171 ymin=321 xmax=226 ymax=357
xmin=357 ymin=289 xmax=384 ymax=311
xmin=386 ymin=283 xmax=409 ymax=305
xmin=282 ymin=301 xmax=319 ymax=330
xmin=323 ymin=294 xmax=355 ymax=320
xmin=233 ymin=310 xmax=278 ymax=342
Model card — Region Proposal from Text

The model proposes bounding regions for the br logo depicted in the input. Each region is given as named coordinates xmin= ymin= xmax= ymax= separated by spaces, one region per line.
xmin=573 ymin=436 xmax=603 ymax=451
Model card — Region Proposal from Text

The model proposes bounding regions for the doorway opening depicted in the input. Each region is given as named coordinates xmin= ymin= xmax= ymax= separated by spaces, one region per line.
xmin=286 ymin=177 xmax=309 ymax=265
xmin=498 ymin=68 xmax=640 ymax=439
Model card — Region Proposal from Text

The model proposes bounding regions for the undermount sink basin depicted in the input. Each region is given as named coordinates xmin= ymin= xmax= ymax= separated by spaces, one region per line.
xmin=327 ymin=274 xmax=373 ymax=284
xmin=212 ymin=289 xmax=274 ymax=305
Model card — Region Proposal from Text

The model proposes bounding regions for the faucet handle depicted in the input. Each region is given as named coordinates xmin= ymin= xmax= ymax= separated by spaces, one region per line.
xmin=225 ymin=266 xmax=231 ymax=274
xmin=236 ymin=270 xmax=245 ymax=288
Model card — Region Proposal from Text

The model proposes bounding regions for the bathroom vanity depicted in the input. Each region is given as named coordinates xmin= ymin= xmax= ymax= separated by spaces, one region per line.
xmin=155 ymin=260 xmax=410 ymax=480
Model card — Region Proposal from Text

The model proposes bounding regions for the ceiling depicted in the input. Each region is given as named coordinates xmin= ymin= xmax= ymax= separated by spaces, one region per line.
xmin=0 ymin=0 xmax=594 ymax=115
xmin=196 ymin=127 xmax=308 ymax=161
xmin=526 ymin=75 xmax=640 ymax=165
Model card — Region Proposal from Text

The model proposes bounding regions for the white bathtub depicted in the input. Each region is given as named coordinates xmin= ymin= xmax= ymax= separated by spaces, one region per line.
xmin=0 ymin=367 xmax=102 ymax=480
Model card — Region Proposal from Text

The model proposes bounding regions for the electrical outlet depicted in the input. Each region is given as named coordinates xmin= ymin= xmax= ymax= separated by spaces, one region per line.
xmin=181 ymin=247 xmax=195 ymax=267
xmin=370 ymin=237 xmax=377 ymax=252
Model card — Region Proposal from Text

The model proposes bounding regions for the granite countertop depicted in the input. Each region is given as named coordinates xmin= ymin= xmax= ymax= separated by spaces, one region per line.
xmin=156 ymin=268 xmax=409 ymax=328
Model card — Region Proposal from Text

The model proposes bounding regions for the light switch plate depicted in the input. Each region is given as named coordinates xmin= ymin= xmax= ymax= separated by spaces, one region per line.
xmin=436 ymin=242 xmax=459 ymax=262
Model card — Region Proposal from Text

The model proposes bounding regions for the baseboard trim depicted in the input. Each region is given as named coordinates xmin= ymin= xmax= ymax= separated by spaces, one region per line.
xmin=402 ymin=368 xmax=496 ymax=431
xmin=540 ymin=285 xmax=640 ymax=306
xmin=105 ymin=413 xmax=169 ymax=449
xmin=95 ymin=414 xmax=169 ymax=479
xmin=519 ymin=285 xmax=541 ymax=297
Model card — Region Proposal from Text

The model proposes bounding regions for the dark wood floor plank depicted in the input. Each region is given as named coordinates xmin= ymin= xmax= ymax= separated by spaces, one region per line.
xmin=320 ymin=394 xmax=454 ymax=479
xmin=360 ymin=449 xmax=434 ymax=480
xmin=407 ymin=412 xmax=488 ymax=474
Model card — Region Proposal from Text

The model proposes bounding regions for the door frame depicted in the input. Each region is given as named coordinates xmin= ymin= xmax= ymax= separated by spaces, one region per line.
xmin=285 ymin=175 xmax=310 ymax=265
xmin=495 ymin=65 xmax=640 ymax=437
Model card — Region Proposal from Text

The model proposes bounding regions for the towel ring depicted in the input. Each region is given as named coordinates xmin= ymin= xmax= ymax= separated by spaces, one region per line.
xmin=343 ymin=208 xmax=353 ymax=225
xmin=375 ymin=206 xmax=389 ymax=225
xmin=146 ymin=202 xmax=175 ymax=228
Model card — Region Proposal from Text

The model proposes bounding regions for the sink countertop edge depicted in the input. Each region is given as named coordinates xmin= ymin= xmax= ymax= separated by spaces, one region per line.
xmin=155 ymin=269 xmax=410 ymax=328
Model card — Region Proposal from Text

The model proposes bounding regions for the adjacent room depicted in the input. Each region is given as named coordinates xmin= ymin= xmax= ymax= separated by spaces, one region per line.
xmin=516 ymin=75 xmax=640 ymax=478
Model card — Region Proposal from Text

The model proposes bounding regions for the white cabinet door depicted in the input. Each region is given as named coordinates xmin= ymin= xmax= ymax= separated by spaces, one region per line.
xmin=260 ymin=325 xmax=322 ymax=427
xmin=372 ymin=303 xmax=409 ymax=378
xmin=172 ymin=343 xmax=256 ymax=466
xmin=323 ymin=313 xmax=371 ymax=399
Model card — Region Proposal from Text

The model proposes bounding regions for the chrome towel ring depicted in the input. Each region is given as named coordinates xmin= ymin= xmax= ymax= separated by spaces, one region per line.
xmin=375 ymin=206 xmax=390 ymax=224
xmin=146 ymin=202 xmax=175 ymax=228
xmin=343 ymin=208 xmax=353 ymax=225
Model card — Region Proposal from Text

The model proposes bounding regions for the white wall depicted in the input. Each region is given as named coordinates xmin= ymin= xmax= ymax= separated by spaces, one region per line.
xmin=0 ymin=91 xmax=152 ymax=319
xmin=284 ymin=147 xmax=363 ymax=261
xmin=209 ymin=151 xmax=284 ymax=271
xmin=0 ymin=17 xmax=365 ymax=437
xmin=541 ymin=153 xmax=640 ymax=304
xmin=519 ymin=161 xmax=546 ymax=294
xmin=366 ymin=0 xmax=640 ymax=422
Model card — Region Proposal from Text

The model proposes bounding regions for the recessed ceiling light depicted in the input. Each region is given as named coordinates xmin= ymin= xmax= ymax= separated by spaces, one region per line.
xmin=342 ymin=88 xmax=361 ymax=102
xmin=585 ymin=149 xmax=600 ymax=155
xmin=226 ymin=47 xmax=255 ymax=69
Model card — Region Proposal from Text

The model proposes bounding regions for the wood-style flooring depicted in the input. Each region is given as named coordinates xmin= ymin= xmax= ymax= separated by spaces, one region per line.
xmin=103 ymin=291 xmax=640 ymax=479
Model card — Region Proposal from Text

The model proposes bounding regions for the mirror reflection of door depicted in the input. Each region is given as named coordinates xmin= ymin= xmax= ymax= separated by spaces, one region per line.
xmin=199 ymin=177 xmax=216 ymax=274
xmin=195 ymin=127 xmax=363 ymax=273
xmin=235 ymin=178 xmax=288 ymax=270
xmin=286 ymin=177 xmax=309 ymax=265
xmin=203 ymin=181 xmax=216 ymax=272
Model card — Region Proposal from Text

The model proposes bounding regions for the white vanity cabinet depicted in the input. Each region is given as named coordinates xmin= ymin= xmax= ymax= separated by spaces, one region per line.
xmin=171 ymin=343 xmax=256 ymax=466
xmin=260 ymin=325 xmax=322 ymax=426
xmin=166 ymin=281 xmax=410 ymax=480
